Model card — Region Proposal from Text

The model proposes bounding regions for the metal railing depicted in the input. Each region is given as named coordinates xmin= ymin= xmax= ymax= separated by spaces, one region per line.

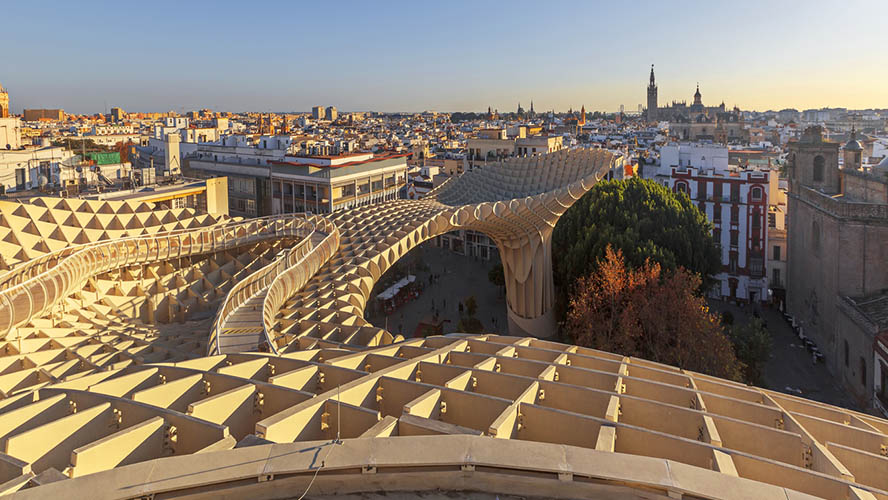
xmin=0 ymin=213 xmax=314 ymax=339
xmin=206 ymin=214 xmax=338 ymax=355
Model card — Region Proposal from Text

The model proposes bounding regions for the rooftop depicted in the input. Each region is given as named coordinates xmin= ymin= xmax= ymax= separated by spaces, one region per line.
xmin=845 ymin=291 xmax=888 ymax=331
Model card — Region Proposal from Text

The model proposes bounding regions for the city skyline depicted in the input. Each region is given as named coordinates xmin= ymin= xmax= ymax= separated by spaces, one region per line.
xmin=3 ymin=0 xmax=886 ymax=114
xmin=2 ymin=2 xmax=888 ymax=495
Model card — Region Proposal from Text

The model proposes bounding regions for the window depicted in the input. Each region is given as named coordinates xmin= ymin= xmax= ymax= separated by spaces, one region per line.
xmin=751 ymin=186 xmax=762 ymax=201
xmin=730 ymin=183 xmax=740 ymax=203
xmin=768 ymin=212 xmax=776 ymax=228
xmin=813 ymin=155 xmax=825 ymax=182
xmin=772 ymin=268 xmax=781 ymax=286
xmin=773 ymin=245 xmax=781 ymax=261
xmin=730 ymin=231 xmax=738 ymax=246
xmin=752 ymin=210 xmax=761 ymax=228
xmin=731 ymin=206 xmax=739 ymax=224
xmin=860 ymin=357 xmax=867 ymax=387
xmin=750 ymin=255 xmax=763 ymax=277
xmin=675 ymin=182 xmax=688 ymax=195
xmin=713 ymin=206 xmax=721 ymax=221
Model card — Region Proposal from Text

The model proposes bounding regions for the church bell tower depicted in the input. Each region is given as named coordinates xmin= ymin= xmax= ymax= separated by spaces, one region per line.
xmin=646 ymin=65 xmax=658 ymax=121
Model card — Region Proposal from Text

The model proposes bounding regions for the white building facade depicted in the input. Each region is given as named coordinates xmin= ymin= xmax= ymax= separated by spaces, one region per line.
xmin=657 ymin=144 xmax=775 ymax=303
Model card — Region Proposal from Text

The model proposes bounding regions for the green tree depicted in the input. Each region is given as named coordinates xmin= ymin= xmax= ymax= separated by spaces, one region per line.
xmin=727 ymin=318 xmax=772 ymax=386
xmin=464 ymin=295 xmax=478 ymax=318
xmin=721 ymin=311 xmax=734 ymax=326
xmin=456 ymin=317 xmax=484 ymax=333
xmin=457 ymin=295 xmax=482 ymax=333
xmin=488 ymin=263 xmax=505 ymax=288
xmin=553 ymin=177 xmax=720 ymax=307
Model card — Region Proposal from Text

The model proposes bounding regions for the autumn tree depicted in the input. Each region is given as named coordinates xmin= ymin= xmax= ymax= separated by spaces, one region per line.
xmin=565 ymin=247 xmax=742 ymax=381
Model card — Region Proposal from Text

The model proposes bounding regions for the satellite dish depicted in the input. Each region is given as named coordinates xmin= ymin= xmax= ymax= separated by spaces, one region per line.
xmin=38 ymin=175 xmax=48 ymax=188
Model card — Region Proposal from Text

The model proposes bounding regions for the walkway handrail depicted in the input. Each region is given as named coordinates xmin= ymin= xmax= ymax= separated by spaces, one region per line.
xmin=206 ymin=214 xmax=322 ymax=356
xmin=0 ymin=213 xmax=302 ymax=290
xmin=261 ymin=218 xmax=340 ymax=354
xmin=0 ymin=213 xmax=313 ymax=339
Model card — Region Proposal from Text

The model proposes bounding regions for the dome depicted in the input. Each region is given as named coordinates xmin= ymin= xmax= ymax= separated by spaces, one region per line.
xmin=844 ymin=129 xmax=863 ymax=151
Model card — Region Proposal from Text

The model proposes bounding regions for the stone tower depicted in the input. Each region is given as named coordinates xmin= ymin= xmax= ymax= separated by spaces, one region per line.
xmin=646 ymin=65 xmax=657 ymax=121
xmin=842 ymin=128 xmax=863 ymax=172
xmin=787 ymin=126 xmax=840 ymax=195
xmin=0 ymin=84 xmax=9 ymax=118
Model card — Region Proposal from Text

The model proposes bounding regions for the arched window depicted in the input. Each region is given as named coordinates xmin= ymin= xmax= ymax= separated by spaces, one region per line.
xmin=674 ymin=182 xmax=688 ymax=195
xmin=751 ymin=186 xmax=762 ymax=201
xmin=813 ymin=155 xmax=825 ymax=182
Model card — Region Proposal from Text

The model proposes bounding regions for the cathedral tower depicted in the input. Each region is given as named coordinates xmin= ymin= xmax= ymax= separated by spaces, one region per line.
xmin=646 ymin=65 xmax=657 ymax=121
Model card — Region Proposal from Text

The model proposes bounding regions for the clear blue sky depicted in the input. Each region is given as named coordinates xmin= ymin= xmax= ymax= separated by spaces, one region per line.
xmin=2 ymin=0 xmax=885 ymax=114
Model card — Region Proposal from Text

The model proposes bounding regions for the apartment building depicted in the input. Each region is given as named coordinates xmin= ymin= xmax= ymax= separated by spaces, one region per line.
xmin=655 ymin=144 xmax=778 ymax=303
xmin=466 ymin=130 xmax=563 ymax=168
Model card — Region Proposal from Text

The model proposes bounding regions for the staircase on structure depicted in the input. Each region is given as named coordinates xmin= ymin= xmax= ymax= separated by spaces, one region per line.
xmin=217 ymin=230 xmax=328 ymax=353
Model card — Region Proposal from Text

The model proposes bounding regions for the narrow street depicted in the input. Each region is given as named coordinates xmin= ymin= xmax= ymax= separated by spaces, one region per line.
xmin=708 ymin=300 xmax=859 ymax=411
